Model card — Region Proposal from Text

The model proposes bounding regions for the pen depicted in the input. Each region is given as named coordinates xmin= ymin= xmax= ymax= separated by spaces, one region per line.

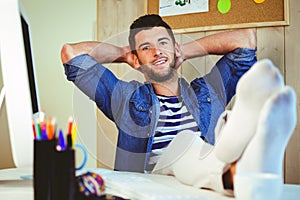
xmin=32 ymin=121 xmax=37 ymax=139
xmin=39 ymin=111 xmax=46 ymax=123
xmin=41 ymin=122 xmax=48 ymax=140
xmin=35 ymin=120 xmax=42 ymax=140
xmin=71 ymin=121 xmax=77 ymax=147
xmin=67 ymin=116 xmax=73 ymax=135
xmin=53 ymin=117 xmax=58 ymax=137
xmin=46 ymin=117 xmax=51 ymax=138
xmin=47 ymin=117 xmax=56 ymax=140
xmin=57 ymin=129 xmax=66 ymax=151
xmin=67 ymin=133 xmax=72 ymax=149
xmin=67 ymin=116 xmax=73 ymax=149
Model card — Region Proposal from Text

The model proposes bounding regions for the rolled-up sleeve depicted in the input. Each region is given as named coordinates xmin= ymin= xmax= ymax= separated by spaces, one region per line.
xmin=63 ymin=54 xmax=120 ymax=119
xmin=201 ymin=48 xmax=257 ymax=106
xmin=217 ymin=47 xmax=257 ymax=103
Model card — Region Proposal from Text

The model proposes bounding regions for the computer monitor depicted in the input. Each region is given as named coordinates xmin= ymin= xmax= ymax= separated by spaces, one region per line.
xmin=0 ymin=0 xmax=40 ymax=167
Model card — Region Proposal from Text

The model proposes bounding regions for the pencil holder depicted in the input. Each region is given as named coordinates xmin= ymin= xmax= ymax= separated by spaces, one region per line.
xmin=33 ymin=135 xmax=88 ymax=199
xmin=33 ymin=139 xmax=56 ymax=200
xmin=51 ymin=148 xmax=76 ymax=200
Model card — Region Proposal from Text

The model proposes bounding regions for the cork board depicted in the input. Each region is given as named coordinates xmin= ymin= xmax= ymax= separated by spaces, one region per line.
xmin=148 ymin=0 xmax=289 ymax=32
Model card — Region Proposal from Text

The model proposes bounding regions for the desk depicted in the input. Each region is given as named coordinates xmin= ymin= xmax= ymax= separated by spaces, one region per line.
xmin=1 ymin=168 xmax=300 ymax=200
xmin=0 ymin=168 xmax=33 ymax=200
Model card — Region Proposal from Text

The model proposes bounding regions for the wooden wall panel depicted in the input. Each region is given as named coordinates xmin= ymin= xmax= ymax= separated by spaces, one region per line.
xmin=96 ymin=0 xmax=119 ymax=170
xmin=284 ymin=0 xmax=300 ymax=184
xmin=203 ymin=31 xmax=224 ymax=73
xmin=180 ymin=32 xmax=206 ymax=83
xmin=96 ymin=0 xmax=147 ymax=169
xmin=0 ymin=99 xmax=15 ymax=169
xmin=257 ymin=27 xmax=285 ymax=74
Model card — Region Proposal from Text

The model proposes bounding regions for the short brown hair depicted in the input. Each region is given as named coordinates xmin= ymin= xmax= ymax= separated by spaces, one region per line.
xmin=129 ymin=14 xmax=175 ymax=55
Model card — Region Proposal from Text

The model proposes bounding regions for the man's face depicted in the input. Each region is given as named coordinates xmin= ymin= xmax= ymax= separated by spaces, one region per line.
xmin=134 ymin=27 xmax=177 ymax=83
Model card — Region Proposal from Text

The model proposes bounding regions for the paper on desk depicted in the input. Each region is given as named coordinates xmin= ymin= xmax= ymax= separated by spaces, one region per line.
xmin=89 ymin=168 xmax=232 ymax=200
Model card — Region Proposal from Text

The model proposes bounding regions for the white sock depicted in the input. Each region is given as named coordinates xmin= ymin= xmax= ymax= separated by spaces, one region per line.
xmin=152 ymin=130 xmax=199 ymax=175
xmin=215 ymin=59 xmax=284 ymax=163
xmin=236 ymin=86 xmax=297 ymax=176
xmin=153 ymin=130 xmax=230 ymax=194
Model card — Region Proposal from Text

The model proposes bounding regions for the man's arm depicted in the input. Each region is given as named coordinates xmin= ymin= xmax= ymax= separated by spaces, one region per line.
xmin=60 ymin=41 xmax=131 ymax=64
xmin=181 ymin=28 xmax=257 ymax=60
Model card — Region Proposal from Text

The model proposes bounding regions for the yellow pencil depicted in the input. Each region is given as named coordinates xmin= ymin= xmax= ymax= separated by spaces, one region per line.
xmin=71 ymin=121 xmax=77 ymax=147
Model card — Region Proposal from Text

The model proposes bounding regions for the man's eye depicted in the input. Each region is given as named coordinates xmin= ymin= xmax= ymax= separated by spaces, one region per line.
xmin=160 ymin=41 xmax=168 ymax=45
xmin=142 ymin=46 xmax=150 ymax=51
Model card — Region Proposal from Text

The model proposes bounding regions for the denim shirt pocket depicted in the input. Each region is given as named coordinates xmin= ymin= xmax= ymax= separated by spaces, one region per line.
xmin=197 ymin=90 xmax=214 ymax=136
xmin=129 ymin=99 xmax=151 ymax=127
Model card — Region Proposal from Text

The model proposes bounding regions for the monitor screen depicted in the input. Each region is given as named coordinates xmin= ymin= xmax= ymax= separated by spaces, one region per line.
xmin=21 ymin=15 xmax=39 ymax=114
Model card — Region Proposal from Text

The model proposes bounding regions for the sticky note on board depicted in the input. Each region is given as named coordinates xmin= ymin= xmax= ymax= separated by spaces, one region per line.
xmin=217 ymin=0 xmax=231 ymax=14
xmin=254 ymin=0 xmax=266 ymax=3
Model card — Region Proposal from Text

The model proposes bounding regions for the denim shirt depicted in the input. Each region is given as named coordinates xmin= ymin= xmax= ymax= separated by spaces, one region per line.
xmin=64 ymin=48 xmax=257 ymax=173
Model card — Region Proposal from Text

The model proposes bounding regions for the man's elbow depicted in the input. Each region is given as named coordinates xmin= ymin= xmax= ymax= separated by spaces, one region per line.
xmin=61 ymin=43 xmax=74 ymax=64
xmin=241 ymin=28 xmax=257 ymax=50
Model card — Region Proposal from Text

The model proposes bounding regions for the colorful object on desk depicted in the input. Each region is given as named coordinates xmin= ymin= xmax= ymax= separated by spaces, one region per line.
xmin=77 ymin=171 xmax=105 ymax=198
xmin=32 ymin=113 xmax=74 ymax=144
xmin=32 ymin=112 xmax=57 ymax=140
xmin=32 ymin=114 xmax=87 ymax=169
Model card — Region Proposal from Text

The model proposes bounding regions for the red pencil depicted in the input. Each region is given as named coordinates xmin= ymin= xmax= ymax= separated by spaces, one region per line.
xmin=32 ymin=121 xmax=37 ymax=139
xmin=67 ymin=116 xmax=73 ymax=135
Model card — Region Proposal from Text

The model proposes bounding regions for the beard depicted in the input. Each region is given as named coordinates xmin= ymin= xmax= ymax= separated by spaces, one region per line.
xmin=139 ymin=55 xmax=177 ymax=83
xmin=145 ymin=65 xmax=176 ymax=82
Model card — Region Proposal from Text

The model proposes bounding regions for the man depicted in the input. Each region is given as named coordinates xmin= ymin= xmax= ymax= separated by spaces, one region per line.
xmin=61 ymin=14 xmax=298 ymax=196
xmin=61 ymin=14 xmax=257 ymax=173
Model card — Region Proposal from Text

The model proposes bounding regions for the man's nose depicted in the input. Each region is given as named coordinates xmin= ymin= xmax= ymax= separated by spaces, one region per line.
xmin=152 ymin=47 xmax=162 ymax=57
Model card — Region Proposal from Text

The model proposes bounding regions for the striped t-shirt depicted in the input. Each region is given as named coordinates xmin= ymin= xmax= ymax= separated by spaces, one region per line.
xmin=146 ymin=95 xmax=201 ymax=172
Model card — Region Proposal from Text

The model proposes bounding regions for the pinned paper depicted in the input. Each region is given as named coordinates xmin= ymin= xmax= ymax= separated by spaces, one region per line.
xmin=217 ymin=0 xmax=231 ymax=14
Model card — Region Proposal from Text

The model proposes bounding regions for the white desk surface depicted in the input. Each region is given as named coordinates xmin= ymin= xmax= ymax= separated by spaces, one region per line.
xmin=1 ymin=168 xmax=300 ymax=200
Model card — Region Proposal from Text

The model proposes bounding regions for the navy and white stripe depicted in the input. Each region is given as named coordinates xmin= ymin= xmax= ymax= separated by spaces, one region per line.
xmin=146 ymin=95 xmax=201 ymax=171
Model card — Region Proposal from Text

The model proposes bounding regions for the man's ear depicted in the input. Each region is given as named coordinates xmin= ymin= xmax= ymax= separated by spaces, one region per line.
xmin=175 ymin=42 xmax=182 ymax=58
xmin=131 ymin=53 xmax=142 ymax=71
xmin=174 ymin=42 xmax=184 ymax=69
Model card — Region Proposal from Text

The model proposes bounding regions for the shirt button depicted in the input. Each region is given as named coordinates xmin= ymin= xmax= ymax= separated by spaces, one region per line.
xmin=207 ymin=98 xmax=211 ymax=102
xmin=138 ymin=106 xmax=143 ymax=111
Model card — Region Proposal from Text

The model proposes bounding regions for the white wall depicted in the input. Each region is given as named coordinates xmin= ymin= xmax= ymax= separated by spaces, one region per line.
xmin=21 ymin=0 xmax=97 ymax=168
